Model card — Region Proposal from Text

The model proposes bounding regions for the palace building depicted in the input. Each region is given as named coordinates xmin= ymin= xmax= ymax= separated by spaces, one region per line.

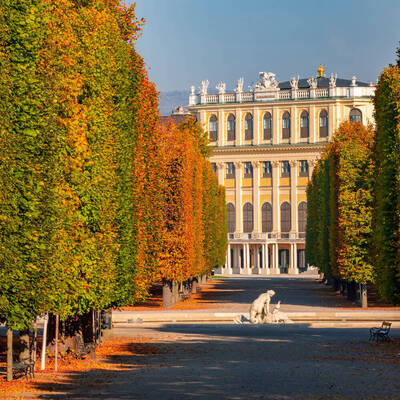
xmin=186 ymin=66 xmax=375 ymax=275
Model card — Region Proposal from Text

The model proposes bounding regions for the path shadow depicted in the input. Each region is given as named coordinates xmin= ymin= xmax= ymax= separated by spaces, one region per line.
xmin=31 ymin=324 xmax=400 ymax=399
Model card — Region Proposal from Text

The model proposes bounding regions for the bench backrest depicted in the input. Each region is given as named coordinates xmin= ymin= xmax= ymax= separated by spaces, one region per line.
xmin=382 ymin=321 xmax=391 ymax=331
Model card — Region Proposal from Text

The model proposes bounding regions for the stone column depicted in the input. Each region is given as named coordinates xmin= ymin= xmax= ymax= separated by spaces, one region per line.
xmin=290 ymin=160 xmax=298 ymax=235
xmin=235 ymin=246 xmax=239 ymax=273
xmin=328 ymin=104 xmax=335 ymax=140
xmin=289 ymin=243 xmax=299 ymax=275
xmin=243 ymin=243 xmax=247 ymax=273
xmin=274 ymin=243 xmax=280 ymax=274
xmin=234 ymin=162 xmax=242 ymax=233
xmin=218 ymin=110 xmax=225 ymax=147
xmin=294 ymin=242 xmax=298 ymax=274
xmin=272 ymin=161 xmax=280 ymax=233
xmin=272 ymin=107 xmax=279 ymax=145
xmin=310 ymin=105 xmax=316 ymax=143
xmin=253 ymin=108 xmax=260 ymax=145
xmin=261 ymin=244 xmax=265 ymax=270
xmin=291 ymin=106 xmax=298 ymax=144
xmin=236 ymin=109 xmax=243 ymax=146
xmin=265 ymin=244 xmax=270 ymax=274
xmin=246 ymin=243 xmax=251 ymax=275
xmin=254 ymin=244 xmax=258 ymax=273
xmin=227 ymin=243 xmax=232 ymax=274
xmin=252 ymin=161 xmax=260 ymax=233
xmin=217 ymin=162 xmax=225 ymax=186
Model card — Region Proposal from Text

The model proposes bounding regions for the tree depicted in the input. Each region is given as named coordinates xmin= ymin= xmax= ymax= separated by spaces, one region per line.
xmin=372 ymin=64 xmax=400 ymax=303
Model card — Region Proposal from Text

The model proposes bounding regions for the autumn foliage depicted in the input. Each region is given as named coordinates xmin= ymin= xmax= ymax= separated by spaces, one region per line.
xmin=0 ymin=0 xmax=227 ymax=334
xmin=372 ymin=64 xmax=400 ymax=303
xmin=306 ymin=122 xmax=375 ymax=286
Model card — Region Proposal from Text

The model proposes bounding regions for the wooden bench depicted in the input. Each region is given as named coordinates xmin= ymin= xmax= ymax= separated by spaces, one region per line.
xmin=12 ymin=358 xmax=35 ymax=380
xmin=369 ymin=321 xmax=392 ymax=343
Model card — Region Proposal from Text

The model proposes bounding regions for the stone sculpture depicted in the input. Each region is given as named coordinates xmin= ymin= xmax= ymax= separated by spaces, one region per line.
xmin=290 ymin=76 xmax=299 ymax=90
xmin=254 ymin=72 xmax=279 ymax=91
xmin=234 ymin=290 xmax=293 ymax=324
xmin=216 ymin=81 xmax=226 ymax=94
xmin=307 ymin=76 xmax=318 ymax=89
xmin=235 ymin=77 xmax=244 ymax=93
xmin=200 ymin=80 xmax=209 ymax=95
xmin=329 ymin=73 xmax=337 ymax=88
xmin=249 ymin=290 xmax=275 ymax=323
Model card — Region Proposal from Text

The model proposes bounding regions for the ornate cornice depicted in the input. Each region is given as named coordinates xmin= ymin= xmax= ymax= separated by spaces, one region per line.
xmin=212 ymin=143 xmax=325 ymax=155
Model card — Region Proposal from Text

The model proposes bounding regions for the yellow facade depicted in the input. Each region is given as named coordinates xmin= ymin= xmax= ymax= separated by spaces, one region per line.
xmin=188 ymin=69 xmax=375 ymax=274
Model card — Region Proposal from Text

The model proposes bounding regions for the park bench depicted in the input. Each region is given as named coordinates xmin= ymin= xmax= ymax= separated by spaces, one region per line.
xmin=75 ymin=335 xmax=97 ymax=359
xmin=11 ymin=356 xmax=35 ymax=380
xmin=369 ymin=321 xmax=391 ymax=343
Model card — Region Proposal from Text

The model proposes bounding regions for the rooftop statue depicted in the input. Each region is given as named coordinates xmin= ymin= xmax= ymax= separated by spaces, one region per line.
xmin=329 ymin=73 xmax=337 ymax=88
xmin=307 ymin=76 xmax=318 ymax=89
xmin=216 ymin=81 xmax=226 ymax=94
xmin=290 ymin=76 xmax=299 ymax=90
xmin=200 ymin=80 xmax=209 ymax=95
xmin=235 ymin=77 xmax=244 ymax=93
xmin=254 ymin=72 xmax=279 ymax=91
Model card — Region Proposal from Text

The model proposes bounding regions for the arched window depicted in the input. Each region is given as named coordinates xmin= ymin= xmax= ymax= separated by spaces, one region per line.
xmin=263 ymin=112 xmax=272 ymax=140
xmin=282 ymin=111 xmax=290 ymax=139
xmin=245 ymin=113 xmax=253 ymax=140
xmin=280 ymin=202 xmax=291 ymax=233
xmin=243 ymin=203 xmax=254 ymax=233
xmin=298 ymin=202 xmax=307 ymax=233
xmin=262 ymin=202 xmax=273 ymax=233
xmin=227 ymin=203 xmax=235 ymax=233
xmin=227 ymin=114 xmax=236 ymax=141
xmin=209 ymin=115 xmax=218 ymax=141
xmin=349 ymin=108 xmax=362 ymax=123
xmin=300 ymin=111 xmax=309 ymax=138
xmin=319 ymin=110 xmax=328 ymax=138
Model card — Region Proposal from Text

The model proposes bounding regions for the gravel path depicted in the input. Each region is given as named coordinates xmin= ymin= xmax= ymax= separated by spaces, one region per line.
xmin=33 ymin=324 xmax=400 ymax=400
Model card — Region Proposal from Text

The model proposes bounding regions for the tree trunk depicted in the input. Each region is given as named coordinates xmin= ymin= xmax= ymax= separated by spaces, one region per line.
xmin=360 ymin=284 xmax=368 ymax=308
xmin=162 ymin=280 xmax=174 ymax=308
xmin=32 ymin=323 xmax=38 ymax=372
xmin=55 ymin=315 xmax=59 ymax=371
xmin=19 ymin=330 xmax=30 ymax=363
xmin=41 ymin=314 xmax=48 ymax=370
xmin=7 ymin=326 xmax=13 ymax=382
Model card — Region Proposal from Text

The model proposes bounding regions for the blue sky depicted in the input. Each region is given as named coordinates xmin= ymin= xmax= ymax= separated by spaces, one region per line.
xmin=132 ymin=0 xmax=400 ymax=92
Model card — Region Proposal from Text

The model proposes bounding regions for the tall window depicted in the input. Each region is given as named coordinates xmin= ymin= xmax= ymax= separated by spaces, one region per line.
xmin=319 ymin=109 xmax=328 ymax=138
xmin=262 ymin=202 xmax=273 ymax=232
xmin=282 ymin=111 xmax=290 ymax=139
xmin=244 ymin=162 xmax=253 ymax=178
xmin=227 ymin=203 xmax=235 ymax=233
xmin=262 ymin=161 xmax=272 ymax=178
xmin=243 ymin=203 xmax=254 ymax=232
xmin=349 ymin=108 xmax=362 ymax=123
xmin=245 ymin=113 xmax=253 ymax=140
xmin=281 ymin=161 xmax=290 ymax=178
xmin=209 ymin=115 xmax=218 ymax=141
xmin=300 ymin=111 xmax=309 ymax=138
xmin=280 ymin=202 xmax=291 ymax=233
xmin=299 ymin=160 xmax=309 ymax=177
xmin=226 ymin=162 xmax=235 ymax=179
xmin=227 ymin=114 xmax=236 ymax=141
xmin=263 ymin=112 xmax=272 ymax=140
xmin=298 ymin=202 xmax=307 ymax=233
xmin=211 ymin=163 xmax=217 ymax=174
